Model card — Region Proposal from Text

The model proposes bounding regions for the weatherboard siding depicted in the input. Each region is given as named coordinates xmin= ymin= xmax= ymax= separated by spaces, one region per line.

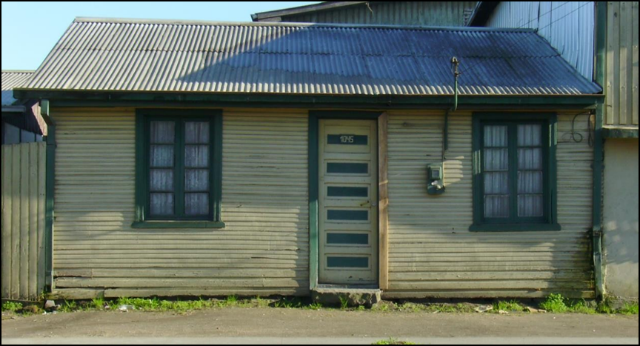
xmin=52 ymin=108 xmax=309 ymax=298
xmin=384 ymin=111 xmax=594 ymax=299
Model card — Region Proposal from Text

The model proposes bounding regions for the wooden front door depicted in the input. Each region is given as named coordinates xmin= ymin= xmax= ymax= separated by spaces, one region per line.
xmin=318 ymin=119 xmax=378 ymax=285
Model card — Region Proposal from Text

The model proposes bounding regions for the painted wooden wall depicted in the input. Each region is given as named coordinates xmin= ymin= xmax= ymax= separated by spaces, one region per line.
xmin=385 ymin=111 xmax=594 ymax=299
xmin=605 ymin=1 xmax=639 ymax=127
xmin=1 ymin=142 xmax=47 ymax=300
xmin=51 ymin=108 xmax=309 ymax=298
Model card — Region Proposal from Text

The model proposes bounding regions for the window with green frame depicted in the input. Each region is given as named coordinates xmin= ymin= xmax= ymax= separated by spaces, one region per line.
xmin=132 ymin=109 xmax=224 ymax=228
xmin=470 ymin=113 xmax=560 ymax=232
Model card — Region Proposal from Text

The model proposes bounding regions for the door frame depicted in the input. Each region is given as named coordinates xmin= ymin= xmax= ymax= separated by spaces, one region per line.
xmin=309 ymin=111 xmax=388 ymax=290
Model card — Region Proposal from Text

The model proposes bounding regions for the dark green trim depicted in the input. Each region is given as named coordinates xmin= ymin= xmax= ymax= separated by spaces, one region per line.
xmin=310 ymin=111 xmax=383 ymax=119
xmin=308 ymin=113 xmax=319 ymax=290
xmin=602 ymin=128 xmax=639 ymax=138
xmin=19 ymin=91 xmax=602 ymax=109
xmin=471 ymin=112 xmax=560 ymax=231
xmin=131 ymin=221 xmax=226 ymax=229
xmin=212 ymin=113 xmax=223 ymax=222
xmin=134 ymin=109 xmax=224 ymax=227
xmin=469 ymin=223 xmax=561 ymax=232
xmin=595 ymin=1 xmax=606 ymax=88
xmin=44 ymin=124 xmax=55 ymax=290
xmin=593 ymin=1 xmax=607 ymax=300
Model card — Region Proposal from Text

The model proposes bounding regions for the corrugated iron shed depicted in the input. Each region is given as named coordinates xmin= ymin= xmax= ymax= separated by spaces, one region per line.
xmin=21 ymin=18 xmax=601 ymax=96
xmin=2 ymin=71 xmax=34 ymax=106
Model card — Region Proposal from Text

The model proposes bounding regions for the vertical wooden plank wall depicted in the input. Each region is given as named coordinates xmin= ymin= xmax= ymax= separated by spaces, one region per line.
xmin=1 ymin=142 xmax=47 ymax=300
xmin=605 ymin=1 xmax=639 ymax=126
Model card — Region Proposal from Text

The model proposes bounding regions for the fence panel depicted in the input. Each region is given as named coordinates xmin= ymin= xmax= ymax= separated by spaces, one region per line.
xmin=1 ymin=142 xmax=47 ymax=300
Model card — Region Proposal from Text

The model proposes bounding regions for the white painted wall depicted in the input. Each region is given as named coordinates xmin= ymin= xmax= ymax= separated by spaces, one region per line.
xmin=603 ymin=138 xmax=639 ymax=301
xmin=485 ymin=1 xmax=595 ymax=80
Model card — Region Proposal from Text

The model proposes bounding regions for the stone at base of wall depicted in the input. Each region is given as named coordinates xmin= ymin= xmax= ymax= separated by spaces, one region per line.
xmin=311 ymin=288 xmax=382 ymax=308
xmin=605 ymin=295 xmax=639 ymax=309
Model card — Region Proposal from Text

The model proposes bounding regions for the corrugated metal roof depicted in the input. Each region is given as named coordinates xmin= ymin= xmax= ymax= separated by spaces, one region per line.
xmin=22 ymin=18 xmax=601 ymax=96
xmin=2 ymin=71 xmax=34 ymax=105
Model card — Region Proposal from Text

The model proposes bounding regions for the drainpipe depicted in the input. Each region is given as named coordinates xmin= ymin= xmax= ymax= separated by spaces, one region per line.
xmin=592 ymin=1 xmax=607 ymax=300
xmin=443 ymin=57 xmax=460 ymax=158
xmin=41 ymin=99 xmax=55 ymax=292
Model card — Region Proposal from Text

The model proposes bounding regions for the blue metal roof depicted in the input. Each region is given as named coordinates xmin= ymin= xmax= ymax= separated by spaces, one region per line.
xmin=22 ymin=18 xmax=602 ymax=96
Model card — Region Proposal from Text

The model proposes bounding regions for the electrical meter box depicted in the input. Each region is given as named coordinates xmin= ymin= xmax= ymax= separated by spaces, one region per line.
xmin=427 ymin=164 xmax=445 ymax=195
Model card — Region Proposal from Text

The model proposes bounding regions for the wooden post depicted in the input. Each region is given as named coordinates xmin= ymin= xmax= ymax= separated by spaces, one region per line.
xmin=378 ymin=112 xmax=389 ymax=290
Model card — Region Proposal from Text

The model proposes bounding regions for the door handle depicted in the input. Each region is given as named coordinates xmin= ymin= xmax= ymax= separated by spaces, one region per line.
xmin=360 ymin=200 xmax=370 ymax=207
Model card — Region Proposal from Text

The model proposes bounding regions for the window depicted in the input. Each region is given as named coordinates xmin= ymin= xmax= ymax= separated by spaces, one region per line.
xmin=471 ymin=113 xmax=559 ymax=231
xmin=133 ymin=109 xmax=223 ymax=228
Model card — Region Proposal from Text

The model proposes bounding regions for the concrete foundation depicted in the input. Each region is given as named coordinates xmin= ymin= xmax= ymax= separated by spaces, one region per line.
xmin=603 ymin=138 xmax=639 ymax=302
xmin=311 ymin=288 xmax=382 ymax=308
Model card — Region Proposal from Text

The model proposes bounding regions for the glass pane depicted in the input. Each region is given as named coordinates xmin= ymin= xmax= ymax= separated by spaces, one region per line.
xmin=483 ymin=125 xmax=508 ymax=147
xmin=149 ymin=169 xmax=174 ymax=191
xmin=484 ymin=195 xmax=509 ymax=218
xmin=185 ymin=193 xmax=209 ymax=215
xmin=484 ymin=172 xmax=509 ymax=194
xmin=518 ymin=148 xmax=542 ymax=170
xmin=518 ymin=194 xmax=543 ymax=217
xmin=185 ymin=145 xmax=209 ymax=167
xmin=150 ymin=121 xmax=175 ymax=143
xmin=517 ymin=124 xmax=542 ymax=146
xmin=185 ymin=169 xmax=209 ymax=191
xmin=518 ymin=171 xmax=543 ymax=194
xmin=483 ymin=148 xmax=508 ymax=171
xmin=150 ymin=193 xmax=174 ymax=216
xmin=150 ymin=145 xmax=174 ymax=167
xmin=185 ymin=122 xmax=210 ymax=144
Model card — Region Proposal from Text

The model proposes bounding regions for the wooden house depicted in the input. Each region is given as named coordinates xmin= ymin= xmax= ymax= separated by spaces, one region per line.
xmin=12 ymin=17 xmax=604 ymax=300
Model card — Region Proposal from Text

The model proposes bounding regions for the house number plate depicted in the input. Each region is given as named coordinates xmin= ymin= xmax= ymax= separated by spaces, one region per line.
xmin=327 ymin=134 xmax=368 ymax=145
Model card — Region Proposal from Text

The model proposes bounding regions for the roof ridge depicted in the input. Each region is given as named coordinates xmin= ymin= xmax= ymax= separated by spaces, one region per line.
xmin=2 ymin=70 xmax=35 ymax=73
xmin=72 ymin=17 xmax=536 ymax=32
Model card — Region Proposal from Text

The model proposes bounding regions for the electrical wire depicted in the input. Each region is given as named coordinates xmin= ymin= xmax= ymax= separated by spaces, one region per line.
xmin=569 ymin=112 xmax=594 ymax=147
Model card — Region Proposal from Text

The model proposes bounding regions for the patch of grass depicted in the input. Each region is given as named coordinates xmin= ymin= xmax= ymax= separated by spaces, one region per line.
xmin=338 ymin=296 xmax=349 ymax=310
xmin=494 ymin=300 xmax=526 ymax=312
xmin=91 ymin=298 xmax=105 ymax=310
xmin=540 ymin=294 xmax=600 ymax=314
xmin=59 ymin=300 xmax=78 ymax=313
xmin=225 ymin=295 xmax=238 ymax=306
xmin=274 ymin=297 xmax=303 ymax=309
xmin=540 ymin=293 xmax=568 ymax=313
xmin=2 ymin=301 xmax=23 ymax=312
xmin=372 ymin=337 xmax=415 ymax=345
xmin=308 ymin=302 xmax=323 ymax=310
xmin=618 ymin=302 xmax=639 ymax=315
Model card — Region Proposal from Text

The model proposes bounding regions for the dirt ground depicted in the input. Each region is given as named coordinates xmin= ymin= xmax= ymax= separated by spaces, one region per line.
xmin=2 ymin=308 xmax=638 ymax=340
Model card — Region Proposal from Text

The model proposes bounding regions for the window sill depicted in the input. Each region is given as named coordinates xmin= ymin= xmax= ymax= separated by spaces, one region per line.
xmin=469 ymin=223 xmax=561 ymax=232
xmin=131 ymin=221 xmax=226 ymax=229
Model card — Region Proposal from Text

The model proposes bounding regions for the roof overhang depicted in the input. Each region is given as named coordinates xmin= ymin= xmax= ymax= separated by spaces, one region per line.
xmin=15 ymin=90 xmax=602 ymax=110
xmin=1 ymin=105 xmax=26 ymax=113
xmin=251 ymin=1 xmax=366 ymax=22
xmin=467 ymin=1 xmax=500 ymax=27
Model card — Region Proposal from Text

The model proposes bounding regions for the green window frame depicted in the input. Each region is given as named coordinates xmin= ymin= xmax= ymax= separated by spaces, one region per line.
xmin=470 ymin=113 xmax=560 ymax=232
xmin=132 ymin=109 xmax=224 ymax=228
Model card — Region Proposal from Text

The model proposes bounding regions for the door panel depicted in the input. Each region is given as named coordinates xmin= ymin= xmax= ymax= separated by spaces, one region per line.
xmin=319 ymin=119 xmax=378 ymax=285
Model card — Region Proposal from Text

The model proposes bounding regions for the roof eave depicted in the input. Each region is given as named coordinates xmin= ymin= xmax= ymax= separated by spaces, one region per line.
xmin=251 ymin=1 xmax=367 ymax=22
xmin=467 ymin=1 xmax=501 ymax=27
